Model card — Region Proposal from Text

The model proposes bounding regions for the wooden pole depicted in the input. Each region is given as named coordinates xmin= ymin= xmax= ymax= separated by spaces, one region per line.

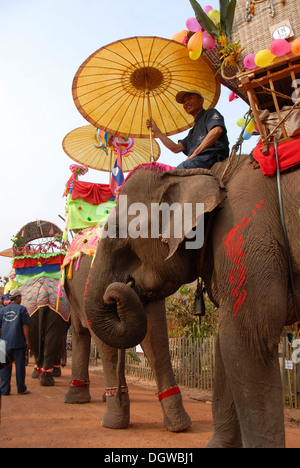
xmin=145 ymin=88 xmax=155 ymax=162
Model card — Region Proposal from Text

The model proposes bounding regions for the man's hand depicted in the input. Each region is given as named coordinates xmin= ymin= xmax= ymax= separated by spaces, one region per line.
xmin=146 ymin=118 xmax=160 ymax=136
xmin=146 ymin=118 xmax=185 ymax=154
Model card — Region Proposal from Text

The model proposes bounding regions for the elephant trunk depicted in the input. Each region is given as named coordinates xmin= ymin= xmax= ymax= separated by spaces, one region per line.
xmin=85 ymin=282 xmax=147 ymax=349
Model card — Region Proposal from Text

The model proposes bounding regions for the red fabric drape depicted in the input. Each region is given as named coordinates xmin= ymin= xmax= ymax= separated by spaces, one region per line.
xmin=253 ymin=139 xmax=300 ymax=176
xmin=13 ymin=254 xmax=65 ymax=269
xmin=67 ymin=180 xmax=113 ymax=204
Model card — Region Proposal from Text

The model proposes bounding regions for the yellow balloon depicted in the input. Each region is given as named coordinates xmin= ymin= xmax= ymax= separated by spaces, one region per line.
xmin=189 ymin=47 xmax=202 ymax=60
xmin=255 ymin=49 xmax=276 ymax=68
xmin=188 ymin=30 xmax=203 ymax=52
xmin=237 ymin=118 xmax=246 ymax=127
xmin=246 ymin=121 xmax=255 ymax=133
xmin=207 ymin=9 xmax=220 ymax=25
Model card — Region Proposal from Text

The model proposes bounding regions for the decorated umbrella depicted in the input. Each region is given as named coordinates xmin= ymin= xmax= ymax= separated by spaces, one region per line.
xmin=0 ymin=248 xmax=13 ymax=258
xmin=62 ymin=125 xmax=161 ymax=173
xmin=72 ymin=36 xmax=220 ymax=159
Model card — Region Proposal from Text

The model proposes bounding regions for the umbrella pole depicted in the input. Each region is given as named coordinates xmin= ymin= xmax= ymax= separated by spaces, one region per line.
xmin=146 ymin=90 xmax=155 ymax=162
xmin=109 ymin=148 xmax=113 ymax=182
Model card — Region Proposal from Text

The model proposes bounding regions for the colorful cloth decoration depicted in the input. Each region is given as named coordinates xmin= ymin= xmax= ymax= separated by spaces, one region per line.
xmin=66 ymin=179 xmax=113 ymax=205
xmin=13 ymin=251 xmax=66 ymax=286
xmin=19 ymin=277 xmax=70 ymax=322
xmin=15 ymin=264 xmax=61 ymax=276
xmin=56 ymin=226 xmax=104 ymax=311
xmin=13 ymin=253 xmax=65 ymax=269
xmin=120 ymin=161 xmax=175 ymax=193
xmin=16 ymin=271 xmax=61 ymax=286
xmin=62 ymin=226 xmax=102 ymax=269
xmin=253 ymin=139 xmax=300 ymax=176
xmin=66 ymin=198 xmax=116 ymax=231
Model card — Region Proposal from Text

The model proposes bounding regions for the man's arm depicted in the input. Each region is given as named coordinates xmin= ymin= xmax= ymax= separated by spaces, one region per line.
xmin=188 ymin=126 xmax=224 ymax=159
xmin=146 ymin=119 xmax=185 ymax=154
xmin=23 ymin=325 xmax=30 ymax=350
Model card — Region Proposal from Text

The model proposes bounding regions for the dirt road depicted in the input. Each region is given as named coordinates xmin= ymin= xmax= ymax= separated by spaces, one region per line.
xmin=0 ymin=362 xmax=299 ymax=448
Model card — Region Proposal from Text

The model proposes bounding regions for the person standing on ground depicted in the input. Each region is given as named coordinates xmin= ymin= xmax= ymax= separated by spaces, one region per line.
xmin=146 ymin=90 xmax=229 ymax=170
xmin=0 ymin=289 xmax=31 ymax=395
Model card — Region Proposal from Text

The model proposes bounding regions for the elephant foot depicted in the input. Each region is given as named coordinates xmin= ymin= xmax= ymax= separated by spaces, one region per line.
xmin=53 ymin=366 xmax=61 ymax=378
xmin=31 ymin=367 xmax=39 ymax=379
xmin=206 ymin=433 xmax=243 ymax=448
xmin=163 ymin=408 xmax=192 ymax=433
xmin=101 ymin=387 xmax=130 ymax=430
xmin=64 ymin=380 xmax=91 ymax=404
xmin=160 ymin=389 xmax=192 ymax=433
xmin=40 ymin=371 xmax=55 ymax=387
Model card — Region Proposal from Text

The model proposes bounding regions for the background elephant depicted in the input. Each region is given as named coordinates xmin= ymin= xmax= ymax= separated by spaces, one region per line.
xmin=63 ymin=251 xmax=192 ymax=432
xmin=20 ymin=277 xmax=70 ymax=386
xmin=83 ymin=157 xmax=300 ymax=448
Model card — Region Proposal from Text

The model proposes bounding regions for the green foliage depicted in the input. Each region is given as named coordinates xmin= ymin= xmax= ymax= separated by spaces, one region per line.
xmin=189 ymin=0 xmax=219 ymax=39
xmin=11 ymin=235 xmax=24 ymax=247
xmin=189 ymin=0 xmax=237 ymax=41
xmin=165 ymin=284 xmax=219 ymax=340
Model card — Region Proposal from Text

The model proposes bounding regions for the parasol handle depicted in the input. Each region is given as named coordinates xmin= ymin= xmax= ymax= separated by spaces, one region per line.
xmin=109 ymin=147 xmax=113 ymax=182
xmin=146 ymin=90 xmax=155 ymax=162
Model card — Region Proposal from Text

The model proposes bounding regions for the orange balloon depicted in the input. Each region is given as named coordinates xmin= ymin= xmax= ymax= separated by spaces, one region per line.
xmin=291 ymin=38 xmax=300 ymax=56
xmin=172 ymin=30 xmax=188 ymax=44
xmin=188 ymin=30 xmax=203 ymax=52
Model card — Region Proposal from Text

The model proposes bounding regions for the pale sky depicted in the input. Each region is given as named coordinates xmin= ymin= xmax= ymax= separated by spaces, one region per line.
xmin=0 ymin=0 xmax=253 ymax=278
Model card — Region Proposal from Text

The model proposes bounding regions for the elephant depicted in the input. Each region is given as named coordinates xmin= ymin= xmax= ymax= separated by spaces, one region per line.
xmin=63 ymin=254 xmax=192 ymax=432
xmin=82 ymin=156 xmax=300 ymax=448
xmin=19 ymin=277 xmax=70 ymax=386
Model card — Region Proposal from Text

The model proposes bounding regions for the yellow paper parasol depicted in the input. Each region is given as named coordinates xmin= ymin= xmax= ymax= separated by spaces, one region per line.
xmin=62 ymin=125 xmax=161 ymax=173
xmin=0 ymin=248 xmax=13 ymax=258
xmin=72 ymin=36 xmax=220 ymax=157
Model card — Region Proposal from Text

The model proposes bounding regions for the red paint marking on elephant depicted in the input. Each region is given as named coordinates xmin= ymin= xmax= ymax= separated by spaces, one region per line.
xmin=225 ymin=216 xmax=251 ymax=317
xmin=224 ymin=201 xmax=265 ymax=316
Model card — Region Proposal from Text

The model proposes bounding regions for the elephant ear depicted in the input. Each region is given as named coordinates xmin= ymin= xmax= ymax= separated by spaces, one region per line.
xmin=159 ymin=169 xmax=225 ymax=259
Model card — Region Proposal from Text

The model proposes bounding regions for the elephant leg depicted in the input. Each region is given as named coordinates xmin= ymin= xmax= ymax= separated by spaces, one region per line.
xmin=40 ymin=312 xmax=65 ymax=387
xmin=28 ymin=313 xmax=40 ymax=379
xmin=92 ymin=335 xmax=130 ymax=430
xmin=53 ymin=363 xmax=62 ymax=378
xmin=31 ymin=365 xmax=39 ymax=379
xmin=219 ymin=322 xmax=285 ymax=448
xmin=64 ymin=313 xmax=91 ymax=404
xmin=206 ymin=336 xmax=243 ymax=448
xmin=141 ymin=300 xmax=191 ymax=432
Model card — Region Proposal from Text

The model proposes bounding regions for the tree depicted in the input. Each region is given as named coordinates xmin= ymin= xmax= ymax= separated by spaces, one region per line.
xmin=165 ymin=284 xmax=218 ymax=340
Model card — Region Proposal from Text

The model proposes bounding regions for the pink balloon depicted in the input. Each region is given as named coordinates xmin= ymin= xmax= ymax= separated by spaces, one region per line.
xmin=203 ymin=5 xmax=213 ymax=14
xmin=243 ymin=54 xmax=256 ymax=69
xmin=270 ymin=39 xmax=291 ymax=57
xmin=202 ymin=31 xmax=216 ymax=50
xmin=186 ymin=17 xmax=202 ymax=32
